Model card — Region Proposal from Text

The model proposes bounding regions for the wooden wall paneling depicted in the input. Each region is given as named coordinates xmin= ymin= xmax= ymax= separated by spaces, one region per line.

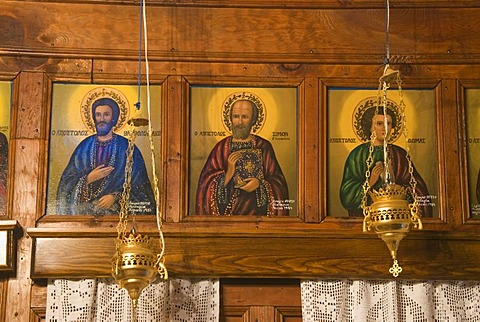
xmin=3 ymin=4 xmax=480 ymax=64
xmin=221 ymin=279 xmax=301 ymax=322
xmin=0 ymin=0 xmax=476 ymax=9
xmin=300 ymin=77 xmax=320 ymax=223
xmin=165 ymin=76 xmax=187 ymax=223
xmin=0 ymin=279 xmax=6 ymax=322
xmin=437 ymin=79 xmax=462 ymax=227
xmin=1 ymin=0 xmax=480 ymax=318
xmin=27 ymin=228 xmax=480 ymax=279
xmin=91 ymin=61 xmax=480 ymax=85
xmin=30 ymin=282 xmax=47 ymax=322
xmin=5 ymin=72 xmax=49 ymax=322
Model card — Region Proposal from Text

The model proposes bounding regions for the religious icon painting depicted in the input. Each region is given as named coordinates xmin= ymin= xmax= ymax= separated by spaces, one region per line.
xmin=188 ymin=87 xmax=298 ymax=217
xmin=464 ymin=88 xmax=480 ymax=219
xmin=46 ymin=84 xmax=162 ymax=217
xmin=0 ymin=81 xmax=11 ymax=217
xmin=327 ymin=88 xmax=439 ymax=219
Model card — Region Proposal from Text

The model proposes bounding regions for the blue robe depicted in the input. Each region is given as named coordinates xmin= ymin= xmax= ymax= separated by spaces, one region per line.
xmin=56 ymin=134 xmax=155 ymax=215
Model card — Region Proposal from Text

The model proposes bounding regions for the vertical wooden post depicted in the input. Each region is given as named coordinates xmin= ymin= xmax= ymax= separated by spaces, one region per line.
xmin=5 ymin=71 xmax=49 ymax=321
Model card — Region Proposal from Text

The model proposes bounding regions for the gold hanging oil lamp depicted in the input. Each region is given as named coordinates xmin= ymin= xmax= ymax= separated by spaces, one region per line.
xmin=111 ymin=104 xmax=168 ymax=312
xmin=361 ymin=0 xmax=423 ymax=277
xmin=111 ymin=0 xmax=167 ymax=317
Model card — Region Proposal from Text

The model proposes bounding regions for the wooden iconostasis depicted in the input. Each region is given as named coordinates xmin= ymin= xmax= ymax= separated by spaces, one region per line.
xmin=1 ymin=1 xmax=480 ymax=320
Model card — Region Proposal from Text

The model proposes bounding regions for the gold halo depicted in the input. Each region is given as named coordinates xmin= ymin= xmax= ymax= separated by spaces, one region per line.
xmin=352 ymin=96 xmax=403 ymax=143
xmin=221 ymin=92 xmax=266 ymax=134
xmin=80 ymin=87 xmax=129 ymax=134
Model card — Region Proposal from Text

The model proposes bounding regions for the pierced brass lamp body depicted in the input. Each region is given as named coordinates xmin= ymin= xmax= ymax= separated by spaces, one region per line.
xmin=111 ymin=121 xmax=167 ymax=316
xmin=112 ymin=232 xmax=168 ymax=308
xmin=361 ymin=66 xmax=423 ymax=277
xmin=363 ymin=184 xmax=422 ymax=277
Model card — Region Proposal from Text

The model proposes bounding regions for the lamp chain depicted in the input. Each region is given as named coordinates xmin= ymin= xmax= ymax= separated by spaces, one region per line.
xmin=384 ymin=0 xmax=391 ymax=65
xmin=117 ymin=129 xmax=138 ymax=237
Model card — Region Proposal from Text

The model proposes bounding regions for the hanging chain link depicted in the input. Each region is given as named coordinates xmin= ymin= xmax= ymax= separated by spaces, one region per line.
xmin=396 ymin=77 xmax=418 ymax=203
xmin=361 ymin=76 xmax=385 ymax=216
xmin=116 ymin=129 xmax=138 ymax=238
xmin=147 ymin=125 xmax=167 ymax=268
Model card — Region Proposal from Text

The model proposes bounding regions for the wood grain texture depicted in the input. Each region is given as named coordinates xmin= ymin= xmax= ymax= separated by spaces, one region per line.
xmin=28 ymin=230 xmax=480 ymax=280
xmin=1 ymin=0 xmax=480 ymax=318
xmin=2 ymin=4 xmax=480 ymax=63
xmin=5 ymin=74 xmax=48 ymax=321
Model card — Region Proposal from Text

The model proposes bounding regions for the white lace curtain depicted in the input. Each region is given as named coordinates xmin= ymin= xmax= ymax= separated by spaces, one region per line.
xmin=47 ymin=278 xmax=480 ymax=321
xmin=301 ymin=279 xmax=480 ymax=322
xmin=46 ymin=278 xmax=219 ymax=322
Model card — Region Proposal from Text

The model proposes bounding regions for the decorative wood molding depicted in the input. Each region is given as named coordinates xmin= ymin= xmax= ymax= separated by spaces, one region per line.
xmin=28 ymin=228 xmax=480 ymax=280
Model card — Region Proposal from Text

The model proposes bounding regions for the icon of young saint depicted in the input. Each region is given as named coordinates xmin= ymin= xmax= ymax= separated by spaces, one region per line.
xmin=195 ymin=92 xmax=289 ymax=215
xmin=339 ymin=97 xmax=432 ymax=218
xmin=56 ymin=89 xmax=155 ymax=215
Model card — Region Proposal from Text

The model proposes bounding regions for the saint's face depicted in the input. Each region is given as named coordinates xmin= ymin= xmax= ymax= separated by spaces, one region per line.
xmin=94 ymin=104 xmax=115 ymax=137
xmin=231 ymin=101 xmax=254 ymax=140
xmin=371 ymin=114 xmax=393 ymax=143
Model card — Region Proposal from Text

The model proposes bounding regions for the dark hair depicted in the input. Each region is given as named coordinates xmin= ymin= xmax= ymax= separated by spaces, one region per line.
xmin=92 ymin=98 xmax=120 ymax=126
xmin=230 ymin=99 xmax=259 ymax=127
xmin=361 ymin=106 xmax=397 ymax=138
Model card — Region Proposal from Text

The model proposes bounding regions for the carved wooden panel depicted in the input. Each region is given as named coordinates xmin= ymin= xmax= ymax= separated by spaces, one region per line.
xmin=221 ymin=279 xmax=302 ymax=322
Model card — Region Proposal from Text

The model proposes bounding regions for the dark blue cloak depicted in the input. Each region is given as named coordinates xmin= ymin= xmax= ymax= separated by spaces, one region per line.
xmin=56 ymin=134 xmax=155 ymax=215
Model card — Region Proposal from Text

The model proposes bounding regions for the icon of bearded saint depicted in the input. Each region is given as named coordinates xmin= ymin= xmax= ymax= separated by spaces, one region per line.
xmin=195 ymin=97 xmax=289 ymax=216
xmin=56 ymin=97 xmax=155 ymax=215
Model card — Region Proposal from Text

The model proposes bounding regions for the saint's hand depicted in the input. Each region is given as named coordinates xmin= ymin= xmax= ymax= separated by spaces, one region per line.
xmin=96 ymin=194 xmax=116 ymax=209
xmin=240 ymin=177 xmax=260 ymax=192
xmin=225 ymin=151 xmax=243 ymax=186
xmin=369 ymin=161 xmax=384 ymax=187
xmin=87 ymin=164 xmax=114 ymax=184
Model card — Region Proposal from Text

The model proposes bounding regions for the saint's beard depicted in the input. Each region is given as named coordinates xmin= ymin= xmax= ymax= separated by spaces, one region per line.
xmin=232 ymin=124 xmax=252 ymax=140
xmin=95 ymin=121 xmax=114 ymax=137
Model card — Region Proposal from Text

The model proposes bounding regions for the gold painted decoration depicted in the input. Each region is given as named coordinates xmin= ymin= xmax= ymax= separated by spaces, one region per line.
xmin=81 ymin=87 xmax=129 ymax=134
xmin=222 ymin=91 xmax=266 ymax=134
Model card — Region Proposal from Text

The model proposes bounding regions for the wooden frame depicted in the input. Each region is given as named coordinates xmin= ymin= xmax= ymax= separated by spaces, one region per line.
xmin=458 ymin=80 xmax=480 ymax=225
xmin=0 ymin=220 xmax=20 ymax=272
xmin=42 ymin=82 xmax=163 ymax=221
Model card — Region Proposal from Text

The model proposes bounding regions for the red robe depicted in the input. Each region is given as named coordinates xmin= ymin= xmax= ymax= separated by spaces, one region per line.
xmin=195 ymin=135 xmax=289 ymax=216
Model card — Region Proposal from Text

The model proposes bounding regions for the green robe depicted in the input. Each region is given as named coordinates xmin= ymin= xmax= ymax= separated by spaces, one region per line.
xmin=340 ymin=143 xmax=432 ymax=217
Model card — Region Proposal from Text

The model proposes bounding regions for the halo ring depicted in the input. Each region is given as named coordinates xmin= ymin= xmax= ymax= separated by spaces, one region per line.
xmin=80 ymin=87 xmax=129 ymax=134
xmin=221 ymin=92 xmax=266 ymax=134
xmin=352 ymin=96 xmax=403 ymax=143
